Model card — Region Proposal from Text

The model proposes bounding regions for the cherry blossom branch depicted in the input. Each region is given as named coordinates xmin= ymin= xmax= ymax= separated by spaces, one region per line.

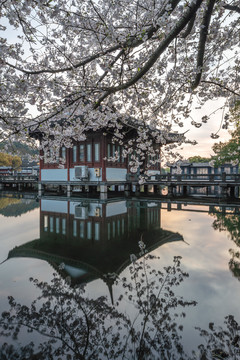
xmin=223 ymin=4 xmax=240 ymax=13
xmin=191 ymin=0 xmax=216 ymax=90
xmin=2 ymin=0 xmax=181 ymax=76
xmin=94 ymin=0 xmax=204 ymax=107
xmin=181 ymin=13 xmax=196 ymax=38
xmin=201 ymin=80 xmax=240 ymax=97
xmin=3 ymin=44 xmax=122 ymax=75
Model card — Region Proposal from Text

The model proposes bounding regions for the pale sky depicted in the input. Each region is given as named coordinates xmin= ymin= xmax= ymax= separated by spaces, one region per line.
xmin=174 ymin=98 xmax=232 ymax=159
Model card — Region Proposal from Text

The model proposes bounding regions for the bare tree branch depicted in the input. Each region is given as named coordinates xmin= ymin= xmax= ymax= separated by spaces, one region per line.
xmin=201 ymin=80 xmax=240 ymax=97
xmin=181 ymin=13 xmax=196 ymax=38
xmin=94 ymin=0 xmax=204 ymax=107
xmin=191 ymin=0 xmax=216 ymax=90
xmin=223 ymin=4 xmax=240 ymax=14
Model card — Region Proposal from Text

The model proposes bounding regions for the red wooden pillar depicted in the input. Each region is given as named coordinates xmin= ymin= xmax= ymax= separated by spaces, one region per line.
xmin=39 ymin=149 xmax=44 ymax=181
xmin=102 ymin=135 xmax=107 ymax=181
xmin=66 ymin=148 xmax=70 ymax=181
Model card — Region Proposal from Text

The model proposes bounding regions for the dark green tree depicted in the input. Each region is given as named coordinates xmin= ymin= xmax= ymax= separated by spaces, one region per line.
xmin=188 ymin=156 xmax=211 ymax=163
xmin=210 ymin=210 xmax=240 ymax=281
xmin=212 ymin=101 xmax=240 ymax=167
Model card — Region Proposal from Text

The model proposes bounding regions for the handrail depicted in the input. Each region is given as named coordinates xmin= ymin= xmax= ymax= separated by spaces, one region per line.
xmin=0 ymin=175 xmax=38 ymax=181
xmin=145 ymin=173 xmax=240 ymax=183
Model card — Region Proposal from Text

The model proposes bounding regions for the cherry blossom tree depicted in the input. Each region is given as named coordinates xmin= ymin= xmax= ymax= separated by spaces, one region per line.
xmin=0 ymin=0 xmax=239 ymax=163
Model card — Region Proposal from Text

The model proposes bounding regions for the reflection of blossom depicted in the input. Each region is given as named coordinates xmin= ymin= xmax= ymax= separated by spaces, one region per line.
xmin=103 ymin=272 xmax=118 ymax=280
xmin=138 ymin=240 xmax=145 ymax=250
xmin=59 ymin=262 xmax=65 ymax=270
xmin=195 ymin=315 xmax=240 ymax=360
xmin=130 ymin=254 xmax=137 ymax=263
xmin=65 ymin=276 xmax=71 ymax=285
xmin=4 ymin=253 xmax=240 ymax=359
xmin=0 ymin=256 xmax=198 ymax=359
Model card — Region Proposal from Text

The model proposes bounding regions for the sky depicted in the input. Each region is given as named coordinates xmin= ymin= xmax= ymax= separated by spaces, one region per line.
xmin=174 ymin=97 xmax=232 ymax=159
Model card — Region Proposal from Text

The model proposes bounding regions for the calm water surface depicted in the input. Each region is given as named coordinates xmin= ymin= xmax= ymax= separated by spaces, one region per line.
xmin=0 ymin=193 xmax=240 ymax=359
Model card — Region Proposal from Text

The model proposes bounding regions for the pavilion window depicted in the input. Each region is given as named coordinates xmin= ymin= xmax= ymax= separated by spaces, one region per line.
xmin=117 ymin=145 xmax=121 ymax=162
xmin=121 ymin=219 xmax=125 ymax=234
xmin=62 ymin=218 xmax=66 ymax=235
xmin=117 ymin=220 xmax=121 ymax=235
xmin=107 ymin=144 xmax=111 ymax=158
xmin=197 ymin=168 xmax=208 ymax=175
xmin=50 ymin=217 xmax=54 ymax=232
xmin=112 ymin=144 xmax=116 ymax=158
xmin=80 ymin=221 xmax=84 ymax=238
xmin=73 ymin=220 xmax=77 ymax=237
xmin=87 ymin=144 xmax=92 ymax=162
xmin=94 ymin=143 xmax=100 ymax=162
xmin=87 ymin=221 xmax=92 ymax=239
xmin=94 ymin=223 xmax=100 ymax=241
xmin=56 ymin=217 xmax=60 ymax=234
xmin=44 ymin=215 xmax=48 ymax=231
xmin=61 ymin=147 xmax=66 ymax=161
xmin=112 ymin=221 xmax=116 ymax=238
xmin=73 ymin=145 xmax=77 ymax=163
xmin=79 ymin=144 xmax=85 ymax=162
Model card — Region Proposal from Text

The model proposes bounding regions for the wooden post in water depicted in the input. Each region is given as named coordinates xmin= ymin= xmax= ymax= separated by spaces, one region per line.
xmin=144 ymin=184 xmax=148 ymax=193
xmin=38 ymin=183 xmax=44 ymax=196
xmin=124 ymin=184 xmax=130 ymax=196
xmin=67 ymin=184 xmax=72 ymax=197
xmin=168 ymin=185 xmax=173 ymax=197
xmin=221 ymin=185 xmax=228 ymax=198
xmin=100 ymin=184 xmax=108 ymax=200
xmin=135 ymin=184 xmax=140 ymax=196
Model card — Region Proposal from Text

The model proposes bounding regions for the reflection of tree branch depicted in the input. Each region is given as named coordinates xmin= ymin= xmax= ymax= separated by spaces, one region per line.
xmin=0 ymin=255 xmax=196 ymax=359
xmin=0 ymin=252 xmax=239 ymax=359
xmin=82 ymin=310 xmax=90 ymax=358
xmin=210 ymin=211 xmax=240 ymax=281
xmin=4 ymin=319 xmax=79 ymax=356
xmin=196 ymin=315 xmax=240 ymax=359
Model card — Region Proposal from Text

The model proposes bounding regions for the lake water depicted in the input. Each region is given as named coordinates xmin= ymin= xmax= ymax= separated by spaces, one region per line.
xmin=0 ymin=193 xmax=240 ymax=359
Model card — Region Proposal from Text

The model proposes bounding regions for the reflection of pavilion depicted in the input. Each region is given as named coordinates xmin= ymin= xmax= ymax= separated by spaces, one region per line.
xmin=8 ymin=198 xmax=183 ymax=300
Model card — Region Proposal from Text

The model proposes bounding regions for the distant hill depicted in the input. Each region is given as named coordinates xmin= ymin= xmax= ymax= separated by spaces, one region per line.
xmin=0 ymin=141 xmax=39 ymax=166
xmin=0 ymin=141 xmax=38 ymax=157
